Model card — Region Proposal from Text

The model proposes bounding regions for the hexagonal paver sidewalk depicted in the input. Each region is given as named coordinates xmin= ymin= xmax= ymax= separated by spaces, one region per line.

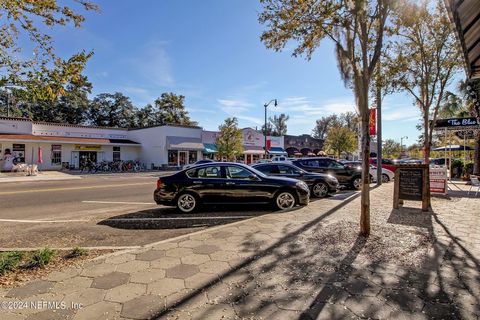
xmin=1 ymin=183 xmax=479 ymax=320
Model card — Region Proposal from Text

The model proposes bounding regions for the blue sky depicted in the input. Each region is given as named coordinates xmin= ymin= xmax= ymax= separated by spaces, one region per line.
xmin=47 ymin=0 xmax=461 ymax=146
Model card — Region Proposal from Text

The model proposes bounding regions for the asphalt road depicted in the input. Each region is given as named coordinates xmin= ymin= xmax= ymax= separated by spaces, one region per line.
xmin=0 ymin=173 xmax=290 ymax=249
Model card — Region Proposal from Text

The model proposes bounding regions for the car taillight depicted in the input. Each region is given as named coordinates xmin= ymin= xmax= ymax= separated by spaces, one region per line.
xmin=157 ymin=179 xmax=163 ymax=189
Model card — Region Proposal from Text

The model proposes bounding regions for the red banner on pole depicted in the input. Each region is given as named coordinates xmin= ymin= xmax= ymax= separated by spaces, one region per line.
xmin=369 ymin=108 xmax=377 ymax=136
xmin=266 ymin=139 xmax=271 ymax=151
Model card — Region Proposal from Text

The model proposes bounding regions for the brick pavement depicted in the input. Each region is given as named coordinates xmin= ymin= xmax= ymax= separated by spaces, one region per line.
xmin=0 ymin=183 xmax=479 ymax=319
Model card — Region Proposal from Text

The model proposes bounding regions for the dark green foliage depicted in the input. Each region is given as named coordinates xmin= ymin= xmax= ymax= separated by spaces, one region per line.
xmin=0 ymin=251 xmax=24 ymax=276
xmin=67 ymin=247 xmax=88 ymax=259
xmin=25 ymin=248 xmax=55 ymax=269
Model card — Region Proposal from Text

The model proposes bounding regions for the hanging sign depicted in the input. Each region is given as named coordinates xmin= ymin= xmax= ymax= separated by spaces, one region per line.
xmin=433 ymin=117 xmax=479 ymax=128
xmin=369 ymin=108 xmax=377 ymax=136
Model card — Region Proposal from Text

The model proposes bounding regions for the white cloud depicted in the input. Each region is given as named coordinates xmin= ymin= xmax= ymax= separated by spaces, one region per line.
xmin=275 ymin=96 xmax=356 ymax=117
xmin=218 ymin=98 xmax=254 ymax=114
xmin=130 ymin=41 xmax=174 ymax=87
xmin=217 ymin=98 xmax=262 ymax=125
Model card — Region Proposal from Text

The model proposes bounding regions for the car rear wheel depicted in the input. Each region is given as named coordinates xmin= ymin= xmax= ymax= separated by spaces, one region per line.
xmin=382 ymin=174 xmax=390 ymax=183
xmin=312 ymin=182 xmax=328 ymax=198
xmin=274 ymin=191 xmax=296 ymax=210
xmin=176 ymin=193 xmax=198 ymax=213
xmin=351 ymin=177 xmax=362 ymax=190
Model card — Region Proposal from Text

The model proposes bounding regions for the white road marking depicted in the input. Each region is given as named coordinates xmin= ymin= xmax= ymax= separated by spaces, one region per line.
xmin=82 ymin=200 xmax=156 ymax=205
xmin=0 ymin=218 xmax=89 ymax=223
xmin=108 ymin=216 xmax=254 ymax=221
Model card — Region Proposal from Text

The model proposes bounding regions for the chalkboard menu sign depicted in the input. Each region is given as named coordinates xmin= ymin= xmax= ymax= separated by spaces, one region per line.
xmin=393 ymin=164 xmax=430 ymax=212
xmin=398 ymin=169 xmax=423 ymax=200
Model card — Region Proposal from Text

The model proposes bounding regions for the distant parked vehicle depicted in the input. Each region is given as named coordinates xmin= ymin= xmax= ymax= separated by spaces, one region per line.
xmin=291 ymin=157 xmax=362 ymax=190
xmin=253 ymin=159 xmax=272 ymax=164
xmin=369 ymin=158 xmax=398 ymax=172
xmin=369 ymin=165 xmax=394 ymax=183
xmin=154 ymin=162 xmax=310 ymax=212
xmin=271 ymin=156 xmax=289 ymax=162
xmin=183 ymin=159 xmax=214 ymax=170
xmin=252 ymin=162 xmax=339 ymax=198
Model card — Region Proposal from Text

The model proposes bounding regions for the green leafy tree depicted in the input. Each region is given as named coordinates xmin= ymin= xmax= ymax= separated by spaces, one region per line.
xmin=0 ymin=0 xmax=98 ymax=88
xmin=382 ymin=139 xmax=401 ymax=159
xmin=134 ymin=104 xmax=157 ymax=127
xmin=0 ymin=70 xmax=92 ymax=123
xmin=216 ymin=117 xmax=244 ymax=161
xmin=325 ymin=126 xmax=358 ymax=159
xmin=88 ymin=92 xmax=136 ymax=128
xmin=312 ymin=115 xmax=341 ymax=140
xmin=154 ymin=92 xmax=196 ymax=126
xmin=259 ymin=0 xmax=392 ymax=236
xmin=386 ymin=1 xmax=462 ymax=165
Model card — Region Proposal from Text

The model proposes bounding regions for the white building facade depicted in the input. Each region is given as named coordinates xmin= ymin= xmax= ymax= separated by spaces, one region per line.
xmin=0 ymin=118 xmax=287 ymax=171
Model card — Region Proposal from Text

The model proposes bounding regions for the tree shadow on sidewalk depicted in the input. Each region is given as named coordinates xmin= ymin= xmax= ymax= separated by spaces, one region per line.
xmin=154 ymin=195 xmax=479 ymax=319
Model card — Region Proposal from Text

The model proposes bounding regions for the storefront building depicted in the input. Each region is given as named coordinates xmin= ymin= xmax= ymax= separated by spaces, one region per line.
xmin=0 ymin=117 xmax=141 ymax=170
xmin=284 ymin=134 xmax=324 ymax=157
xmin=127 ymin=124 xmax=203 ymax=168
xmin=0 ymin=117 xmax=291 ymax=170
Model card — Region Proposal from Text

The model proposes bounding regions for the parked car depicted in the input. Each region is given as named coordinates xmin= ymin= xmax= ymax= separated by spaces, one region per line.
xmin=341 ymin=160 xmax=361 ymax=170
xmin=183 ymin=159 xmax=214 ymax=170
xmin=154 ymin=162 xmax=310 ymax=212
xmin=369 ymin=158 xmax=398 ymax=172
xmin=369 ymin=165 xmax=395 ymax=183
xmin=253 ymin=159 xmax=272 ymax=164
xmin=271 ymin=156 xmax=290 ymax=162
xmin=291 ymin=157 xmax=362 ymax=190
xmin=252 ymin=162 xmax=339 ymax=198
xmin=340 ymin=161 xmax=394 ymax=183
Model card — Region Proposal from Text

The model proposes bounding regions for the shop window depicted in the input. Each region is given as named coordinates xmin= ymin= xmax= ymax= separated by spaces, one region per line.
xmin=51 ymin=145 xmax=62 ymax=165
xmin=113 ymin=146 xmax=121 ymax=162
xmin=12 ymin=144 xmax=25 ymax=163
xmin=168 ymin=150 xmax=178 ymax=166
xmin=188 ymin=151 xmax=197 ymax=164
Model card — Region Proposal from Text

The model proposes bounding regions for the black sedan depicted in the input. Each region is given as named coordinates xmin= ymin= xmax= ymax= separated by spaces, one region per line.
xmin=252 ymin=162 xmax=339 ymax=198
xmin=154 ymin=162 xmax=310 ymax=212
xmin=291 ymin=157 xmax=362 ymax=190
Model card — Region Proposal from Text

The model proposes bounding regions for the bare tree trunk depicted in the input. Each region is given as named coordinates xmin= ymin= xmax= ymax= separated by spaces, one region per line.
xmin=423 ymin=115 xmax=431 ymax=209
xmin=359 ymin=92 xmax=370 ymax=236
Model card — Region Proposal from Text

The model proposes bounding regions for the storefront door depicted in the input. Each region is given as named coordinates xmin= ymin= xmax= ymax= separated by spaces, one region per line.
xmin=79 ymin=151 xmax=97 ymax=168
xmin=179 ymin=151 xmax=187 ymax=166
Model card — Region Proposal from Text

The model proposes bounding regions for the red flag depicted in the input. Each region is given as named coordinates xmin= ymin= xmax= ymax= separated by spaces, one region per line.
xmin=369 ymin=108 xmax=376 ymax=136
xmin=38 ymin=147 xmax=43 ymax=164
xmin=266 ymin=139 xmax=271 ymax=150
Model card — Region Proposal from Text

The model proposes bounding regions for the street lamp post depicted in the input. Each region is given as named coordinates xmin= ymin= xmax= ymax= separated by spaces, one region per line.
xmin=400 ymin=136 xmax=408 ymax=156
xmin=263 ymin=99 xmax=277 ymax=158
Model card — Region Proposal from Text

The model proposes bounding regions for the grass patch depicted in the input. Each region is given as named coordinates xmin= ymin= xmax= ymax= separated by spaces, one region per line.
xmin=0 ymin=251 xmax=25 ymax=275
xmin=25 ymin=248 xmax=55 ymax=269
xmin=66 ymin=247 xmax=88 ymax=259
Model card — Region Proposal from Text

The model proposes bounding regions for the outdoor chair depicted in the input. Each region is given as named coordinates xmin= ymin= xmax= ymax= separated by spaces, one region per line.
xmin=468 ymin=175 xmax=480 ymax=197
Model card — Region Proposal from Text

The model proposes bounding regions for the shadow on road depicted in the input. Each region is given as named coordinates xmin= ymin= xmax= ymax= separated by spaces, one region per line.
xmin=97 ymin=204 xmax=302 ymax=230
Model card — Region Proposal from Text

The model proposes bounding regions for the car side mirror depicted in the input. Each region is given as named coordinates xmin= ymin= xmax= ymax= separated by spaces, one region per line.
xmin=249 ymin=174 xmax=259 ymax=180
